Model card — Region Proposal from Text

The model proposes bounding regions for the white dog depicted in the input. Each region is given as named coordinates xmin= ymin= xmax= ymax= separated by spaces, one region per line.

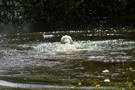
xmin=57 ymin=35 xmax=81 ymax=54
xmin=61 ymin=35 xmax=73 ymax=44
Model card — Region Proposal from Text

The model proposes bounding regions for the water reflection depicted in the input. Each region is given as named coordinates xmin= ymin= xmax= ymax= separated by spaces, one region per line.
xmin=0 ymin=29 xmax=135 ymax=89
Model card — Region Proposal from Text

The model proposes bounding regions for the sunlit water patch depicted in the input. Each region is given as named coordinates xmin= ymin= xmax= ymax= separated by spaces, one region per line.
xmin=0 ymin=29 xmax=135 ymax=89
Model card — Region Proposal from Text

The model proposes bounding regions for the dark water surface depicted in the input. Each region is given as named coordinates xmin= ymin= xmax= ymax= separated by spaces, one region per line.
xmin=0 ymin=28 xmax=135 ymax=89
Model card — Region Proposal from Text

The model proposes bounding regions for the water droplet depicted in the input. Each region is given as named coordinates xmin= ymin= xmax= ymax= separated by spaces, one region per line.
xmin=104 ymin=79 xmax=110 ymax=82
xmin=102 ymin=69 xmax=109 ymax=73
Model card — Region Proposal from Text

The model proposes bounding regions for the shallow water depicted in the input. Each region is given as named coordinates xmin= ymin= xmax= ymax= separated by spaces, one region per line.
xmin=0 ymin=28 xmax=135 ymax=89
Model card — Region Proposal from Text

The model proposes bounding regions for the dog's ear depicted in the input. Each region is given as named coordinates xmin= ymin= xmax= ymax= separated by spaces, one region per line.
xmin=70 ymin=40 xmax=73 ymax=44
xmin=61 ymin=42 xmax=65 ymax=44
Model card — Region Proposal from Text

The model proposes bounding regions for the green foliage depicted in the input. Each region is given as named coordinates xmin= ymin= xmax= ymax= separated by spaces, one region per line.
xmin=0 ymin=0 xmax=135 ymax=24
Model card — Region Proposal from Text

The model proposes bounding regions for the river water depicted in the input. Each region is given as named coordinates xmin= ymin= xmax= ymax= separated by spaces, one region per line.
xmin=0 ymin=28 xmax=135 ymax=89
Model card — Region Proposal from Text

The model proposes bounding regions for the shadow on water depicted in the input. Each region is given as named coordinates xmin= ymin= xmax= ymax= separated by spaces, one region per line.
xmin=0 ymin=28 xmax=135 ymax=89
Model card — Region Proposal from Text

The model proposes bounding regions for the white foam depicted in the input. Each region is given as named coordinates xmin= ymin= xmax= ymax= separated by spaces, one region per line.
xmin=56 ymin=42 xmax=83 ymax=54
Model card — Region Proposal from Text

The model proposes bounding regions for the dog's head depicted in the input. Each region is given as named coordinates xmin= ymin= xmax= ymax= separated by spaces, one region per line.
xmin=61 ymin=35 xmax=73 ymax=44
